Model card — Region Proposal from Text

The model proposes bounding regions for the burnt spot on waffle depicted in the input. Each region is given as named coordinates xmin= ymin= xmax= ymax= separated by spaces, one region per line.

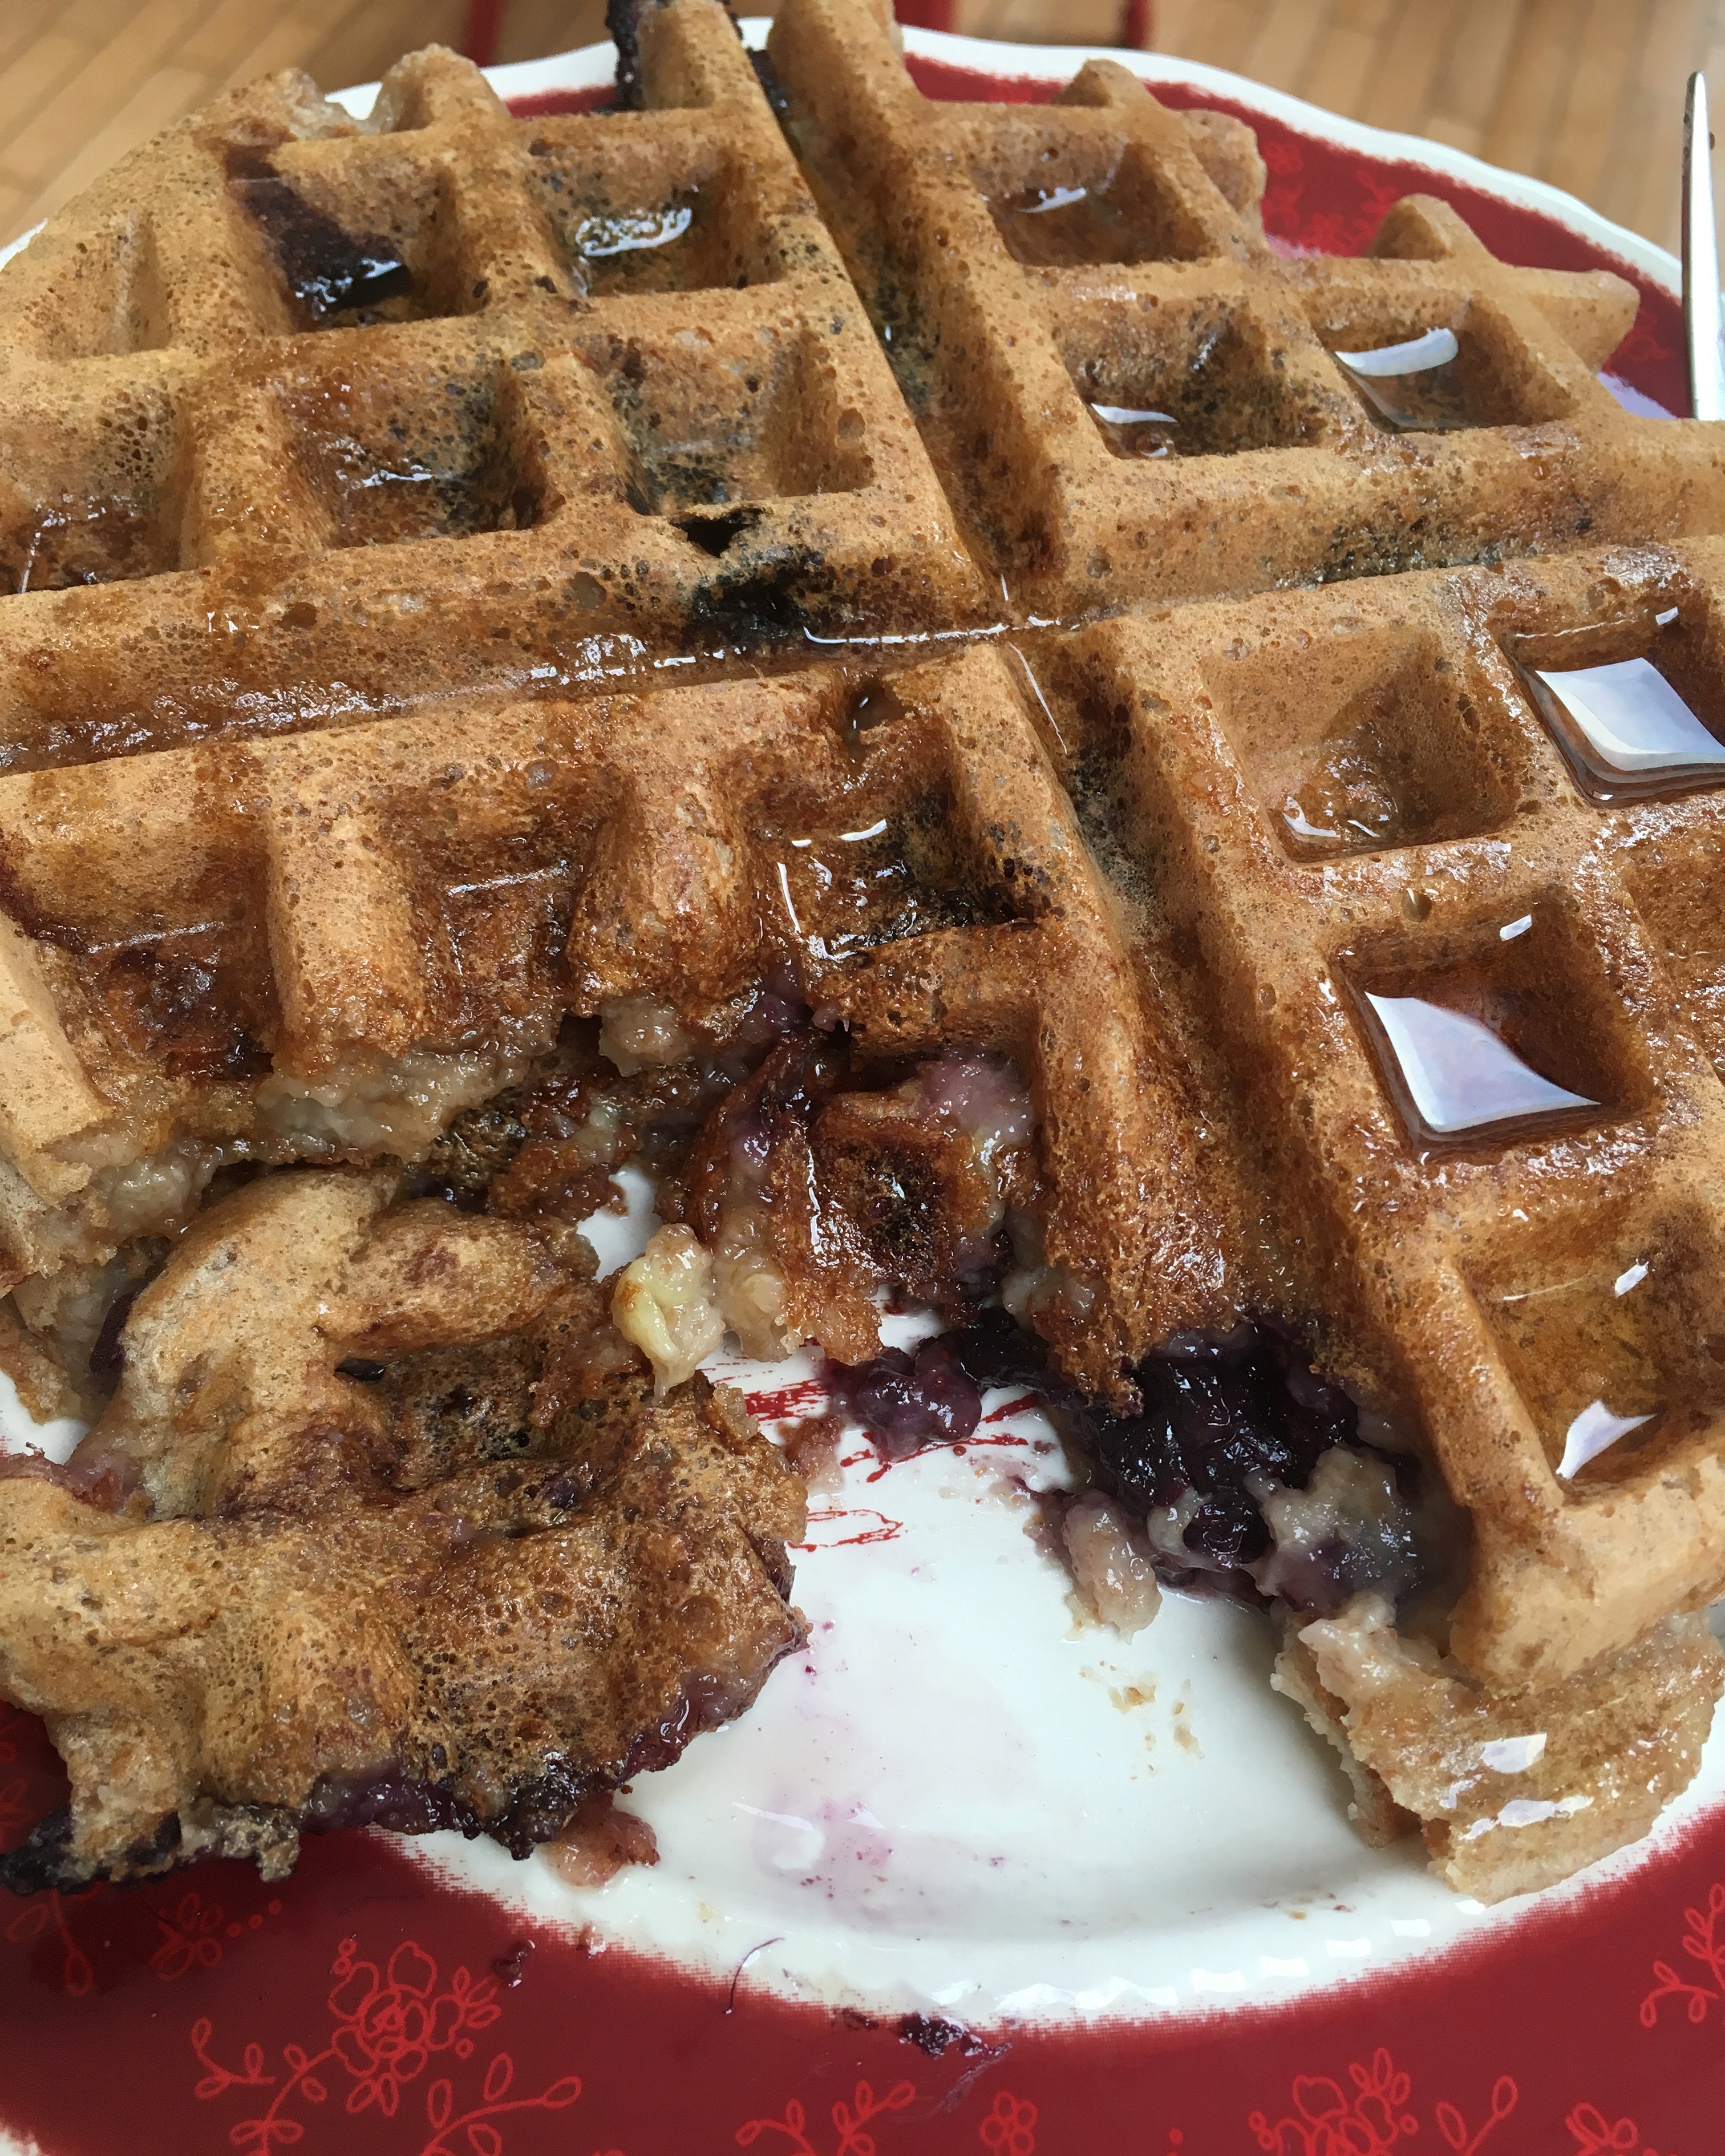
xmin=225 ymin=145 xmax=416 ymax=326
xmin=606 ymin=0 xmax=666 ymax=112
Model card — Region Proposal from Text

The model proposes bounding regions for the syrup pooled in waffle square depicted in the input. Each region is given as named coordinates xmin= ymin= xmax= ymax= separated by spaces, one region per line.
xmin=0 ymin=3 xmax=985 ymax=777
xmin=766 ymin=0 xmax=1725 ymax=617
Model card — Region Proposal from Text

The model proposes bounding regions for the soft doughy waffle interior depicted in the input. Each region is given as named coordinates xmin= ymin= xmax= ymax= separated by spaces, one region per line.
xmin=2 ymin=0 xmax=1725 ymax=1907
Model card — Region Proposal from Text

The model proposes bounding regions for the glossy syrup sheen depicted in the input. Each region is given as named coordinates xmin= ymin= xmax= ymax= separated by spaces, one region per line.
xmin=997 ymin=174 xmax=1135 ymax=268
xmin=1346 ymin=905 xmax=1630 ymax=1152
xmin=1331 ymin=326 xmax=1473 ymax=432
xmin=1480 ymin=1217 xmax=1725 ymax=1487
xmin=1515 ymin=613 xmax=1725 ymax=801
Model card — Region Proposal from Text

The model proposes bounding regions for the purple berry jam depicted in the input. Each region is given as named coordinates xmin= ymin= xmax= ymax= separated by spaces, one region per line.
xmin=946 ymin=1309 xmax=1427 ymax=1615
xmin=827 ymin=1338 xmax=982 ymax=1459
xmin=1085 ymin=1321 xmax=1355 ymax=1566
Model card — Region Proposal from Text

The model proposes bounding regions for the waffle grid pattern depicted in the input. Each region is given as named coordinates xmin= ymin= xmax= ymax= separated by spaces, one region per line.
xmin=768 ymin=0 xmax=1725 ymax=616
xmin=1047 ymin=538 xmax=1725 ymax=1688
xmin=2 ymin=0 xmax=1725 ymax=1735
xmin=0 ymin=642 xmax=1228 ymax=1395
xmin=0 ymin=5 xmax=983 ymax=774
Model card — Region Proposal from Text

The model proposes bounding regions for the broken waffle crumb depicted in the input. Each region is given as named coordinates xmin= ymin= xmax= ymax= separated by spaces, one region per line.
xmin=0 ymin=1175 xmax=806 ymax=1892
xmin=1063 ymin=1491 xmax=1162 ymax=1639
xmin=1277 ymin=1595 xmax=1724 ymax=1900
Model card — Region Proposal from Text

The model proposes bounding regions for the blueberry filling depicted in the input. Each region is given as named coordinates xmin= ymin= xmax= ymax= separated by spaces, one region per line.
xmin=937 ymin=1308 xmax=1435 ymax=1618
xmin=1076 ymin=1320 xmax=1356 ymax=1563
xmin=826 ymin=1338 xmax=982 ymax=1459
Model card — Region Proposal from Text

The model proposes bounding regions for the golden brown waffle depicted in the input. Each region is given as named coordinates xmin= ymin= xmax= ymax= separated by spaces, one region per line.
xmin=0 ymin=13 xmax=984 ymax=776
xmin=0 ymin=1171 xmax=806 ymax=1890
xmin=5 ymin=0 xmax=1725 ymax=1905
xmin=767 ymin=0 xmax=1725 ymax=615
xmin=1035 ymin=537 xmax=1725 ymax=1697
xmin=0 ymin=640 xmax=1231 ymax=1398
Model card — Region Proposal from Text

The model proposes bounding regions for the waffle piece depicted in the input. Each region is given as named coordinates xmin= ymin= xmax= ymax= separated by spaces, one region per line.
xmin=0 ymin=641 xmax=1234 ymax=1395
xmin=0 ymin=5 xmax=985 ymax=778
xmin=678 ymin=1036 xmax=1040 ymax=1366
xmin=1027 ymin=537 xmax=1725 ymax=1703
xmin=1275 ymin=1599 xmax=1721 ymax=1899
xmin=767 ymin=0 xmax=1725 ymax=616
xmin=0 ymin=1171 xmax=806 ymax=1888
xmin=2 ymin=15 xmax=1723 ymax=1912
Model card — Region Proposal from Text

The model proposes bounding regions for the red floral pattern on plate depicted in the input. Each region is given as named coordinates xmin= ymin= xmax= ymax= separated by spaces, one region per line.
xmin=0 ymin=46 xmax=1718 ymax=2156
xmin=189 ymin=1933 xmax=581 ymax=2153
xmin=977 ymin=2092 xmax=1038 ymax=2155
xmin=1248 ymin=2052 xmax=1516 ymax=2156
xmin=1641 ymin=1878 xmax=1725 ymax=2030
xmin=0 ymin=1693 xmax=1722 ymax=2144
xmin=735 ymin=2077 xmax=916 ymax=2154
xmin=1564 ymin=2109 xmax=1678 ymax=2156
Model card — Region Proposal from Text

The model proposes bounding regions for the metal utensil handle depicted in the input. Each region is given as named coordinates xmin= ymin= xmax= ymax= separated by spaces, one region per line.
xmin=1684 ymin=72 xmax=1725 ymax=420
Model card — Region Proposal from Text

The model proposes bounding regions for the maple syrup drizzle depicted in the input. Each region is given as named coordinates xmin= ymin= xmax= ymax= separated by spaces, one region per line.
xmin=1332 ymin=326 xmax=1473 ymax=432
xmin=998 ymin=176 xmax=1131 ymax=266
xmin=1350 ymin=906 xmax=1609 ymax=1150
xmin=1484 ymin=1244 xmax=1715 ymax=1486
xmin=1088 ymin=403 xmax=1177 ymax=458
xmin=1518 ymin=608 xmax=1725 ymax=802
xmin=1362 ymin=992 xmax=1597 ymax=1139
xmin=573 ymin=205 xmax=694 ymax=257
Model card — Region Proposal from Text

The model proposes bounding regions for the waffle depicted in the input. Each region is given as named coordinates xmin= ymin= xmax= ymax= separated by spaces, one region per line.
xmin=1022 ymin=540 xmax=1725 ymax=1890
xmin=0 ymin=8 xmax=984 ymax=778
xmin=766 ymin=0 xmax=1725 ymax=614
xmin=0 ymin=1171 xmax=806 ymax=1890
xmin=1034 ymin=538 xmax=1725 ymax=1694
xmin=0 ymin=640 xmax=1236 ymax=1399
xmin=3 ymin=0 xmax=1725 ymax=1908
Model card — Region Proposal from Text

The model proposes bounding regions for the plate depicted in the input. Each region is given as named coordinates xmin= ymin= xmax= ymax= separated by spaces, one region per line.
xmin=1 ymin=26 xmax=1720 ymax=2155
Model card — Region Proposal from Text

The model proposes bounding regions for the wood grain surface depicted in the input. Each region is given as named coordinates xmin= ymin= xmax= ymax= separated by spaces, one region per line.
xmin=0 ymin=0 xmax=1719 ymax=255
